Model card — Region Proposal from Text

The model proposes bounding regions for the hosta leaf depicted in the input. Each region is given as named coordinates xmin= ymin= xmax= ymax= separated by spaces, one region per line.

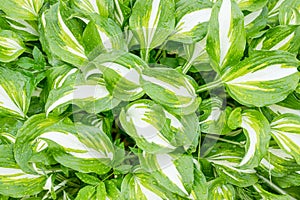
xmin=222 ymin=50 xmax=300 ymax=107
xmin=206 ymin=0 xmax=246 ymax=73
xmin=267 ymin=93 xmax=300 ymax=116
xmin=279 ymin=6 xmax=300 ymax=25
xmin=236 ymin=0 xmax=268 ymax=11
xmin=253 ymin=183 xmax=291 ymax=200
xmin=71 ymin=0 xmax=114 ymax=17
xmin=0 ymin=0 xmax=44 ymax=20
xmin=15 ymin=114 xmax=115 ymax=174
xmin=259 ymin=147 xmax=300 ymax=177
xmin=252 ymin=25 xmax=300 ymax=54
xmin=244 ymin=7 xmax=268 ymax=38
xmin=104 ymin=180 xmax=123 ymax=200
xmin=129 ymin=0 xmax=175 ymax=61
xmin=45 ymin=77 xmax=120 ymax=115
xmin=0 ymin=30 xmax=26 ymax=62
xmin=208 ymin=178 xmax=236 ymax=200
xmin=75 ymin=185 xmax=96 ymax=200
xmin=140 ymin=153 xmax=207 ymax=198
xmin=141 ymin=67 xmax=200 ymax=115
xmin=121 ymin=170 xmax=172 ymax=200
xmin=1 ymin=17 xmax=39 ymax=41
xmin=228 ymin=109 xmax=270 ymax=169
xmin=40 ymin=2 xmax=88 ymax=67
xmin=199 ymin=97 xmax=233 ymax=135
xmin=169 ymin=1 xmax=212 ymax=43
xmin=0 ymin=67 xmax=33 ymax=118
xmin=82 ymin=15 xmax=127 ymax=60
xmin=273 ymin=171 xmax=300 ymax=188
xmin=0 ymin=145 xmax=47 ymax=198
xmin=91 ymin=51 xmax=147 ymax=101
xmin=270 ymin=113 xmax=300 ymax=164
xmin=120 ymin=100 xmax=199 ymax=153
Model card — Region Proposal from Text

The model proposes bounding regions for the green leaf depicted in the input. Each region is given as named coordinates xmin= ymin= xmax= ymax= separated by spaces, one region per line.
xmin=244 ymin=7 xmax=268 ymax=38
xmin=75 ymin=185 xmax=96 ymax=200
xmin=0 ymin=145 xmax=47 ymax=198
xmin=251 ymin=25 xmax=300 ymax=54
xmin=267 ymin=93 xmax=300 ymax=116
xmin=0 ymin=0 xmax=44 ymax=20
xmin=169 ymin=1 xmax=212 ymax=43
xmin=129 ymin=0 xmax=175 ymax=61
xmin=75 ymin=172 xmax=100 ymax=185
xmin=82 ymin=14 xmax=127 ymax=60
xmin=237 ymin=0 xmax=268 ymax=11
xmin=221 ymin=50 xmax=300 ymax=107
xmin=0 ymin=67 xmax=33 ymax=118
xmin=141 ymin=67 xmax=200 ymax=115
xmin=90 ymin=51 xmax=147 ymax=101
xmin=15 ymin=114 xmax=115 ymax=174
xmin=206 ymin=0 xmax=246 ymax=73
xmin=208 ymin=178 xmax=236 ymax=200
xmin=271 ymin=113 xmax=300 ymax=164
xmin=279 ymin=6 xmax=300 ymax=25
xmin=0 ymin=30 xmax=26 ymax=62
xmin=119 ymin=100 xmax=199 ymax=153
xmin=253 ymin=183 xmax=291 ymax=200
xmin=71 ymin=0 xmax=114 ymax=18
xmin=40 ymin=2 xmax=88 ymax=67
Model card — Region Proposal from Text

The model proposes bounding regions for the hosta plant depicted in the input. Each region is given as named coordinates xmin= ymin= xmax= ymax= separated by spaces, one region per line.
xmin=0 ymin=0 xmax=300 ymax=199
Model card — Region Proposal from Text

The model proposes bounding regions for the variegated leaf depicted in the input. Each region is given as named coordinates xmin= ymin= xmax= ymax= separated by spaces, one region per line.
xmin=45 ymin=74 xmax=120 ymax=115
xmin=208 ymin=179 xmax=236 ymax=200
xmin=1 ymin=17 xmax=39 ymax=41
xmin=140 ymin=153 xmax=204 ymax=198
xmin=253 ymin=183 xmax=292 ymax=200
xmin=252 ymin=25 xmax=300 ymax=54
xmin=15 ymin=114 xmax=115 ymax=174
xmin=0 ymin=145 xmax=47 ymax=198
xmin=91 ymin=51 xmax=147 ymax=101
xmin=169 ymin=0 xmax=212 ymax=43
xmin=141 ymin=67 xmax=200 ymax=115
xmin=71 ymin=0 xmax=114 ymax=17
xmin=279 ymin=7 xmax=300 ymax=25
xmin=0 ymin=0 xmax=44 ymax=20
xmin=119 ymin=100 xmax=199 ymax=153
xmin=0 ymin=30 xmax=26 ymax=62
xmin=0 ymin=67 xmax=33 ymax=118
xmin=259 ymin=147 xmax=300 ymax=177
xmin=129 ymin=0 xmax=175 ymax=62
xmin=82 ymin=15 xmax=127 ymax=60
xmin=222 ymin=50 xmax=300 ymax=107
xmin=228 ymin=109 xmax=270 ymax=169
xmin=271 ymin=113 xmax=300 ymax=164
xmin=40 ymin=2 xmax=88 ymax=68
xmin=206 ymin=0 xmax=246 ymax=73
xmin=236 ymin=0 xmax=268 ymax=11
xmin=267 ymin=93 xmax=300 ymax=116
xmin=244 ymin=7 xmax=268 ymax=38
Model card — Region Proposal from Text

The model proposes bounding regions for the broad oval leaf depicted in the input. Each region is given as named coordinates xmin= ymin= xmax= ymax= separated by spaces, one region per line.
xmin=140 ymin=153 xmax=207 ymax=198
xmin=244 ymin=7 xmax=268 ymax=38
xmin=237 ymin=0 xmax=268 ymax=11
xmin=141 ymin=67 xmax=200 ymax=115
xmin=91 ymin=51 xmax=147 ymax=101
xmin=15 ymin=114 xmax=115 ymax=174
xmin=129 ymin=0 xmax=175 ymax=61
xmin=222 ymin=50 xmax=300 ymax=107
xmin=279 ymin=7 xmax=300 ymax=25
xmin=271 ymin=113 xmax=300 ymax=164
xmin=0 ymin=145 xmax=47 ymax=198
xmin=267 ymin=93 xmax=300 ymax=116
xmin=170 ymin=1 xmax=212 ymax=43
xmin=206 ymin=0 xmax=246 ymax=73
xmin=252 ymin=25 xmax=300 ymax=54
xmin=0 ymin=30 xmax=26 ymax=62
xmin=0 ymin=67 xmax=33 ymax=118
xmin=119 ymin=100 xmax=199 ymax=153
xmin=40 ymin=2 xmax=88 ymax=68
xmin=82 ymin=14 xmax=127 ymax=60
xmin=0 ymin=0 xmax=44 ymax=20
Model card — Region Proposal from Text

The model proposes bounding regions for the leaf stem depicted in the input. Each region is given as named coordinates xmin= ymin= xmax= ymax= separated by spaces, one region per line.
xmin=204 ymin=134 xmax=244 ymax=147
xmin=197 ymin=80 xmax=223 ymax=93
xmin=182 ymin=60 xmax=193 ymax=74
xmin=141 ymin=48 xmax=150 ymax=63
